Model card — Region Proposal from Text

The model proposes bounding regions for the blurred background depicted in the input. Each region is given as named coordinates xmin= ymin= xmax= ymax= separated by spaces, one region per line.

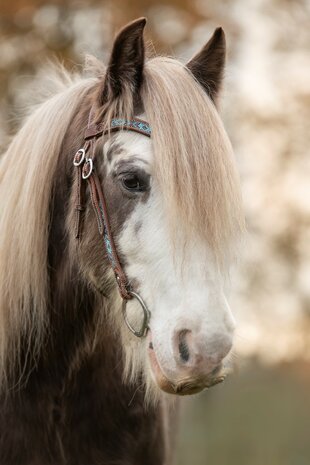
xmin=1 ymin=0 xmax=310 ymax=463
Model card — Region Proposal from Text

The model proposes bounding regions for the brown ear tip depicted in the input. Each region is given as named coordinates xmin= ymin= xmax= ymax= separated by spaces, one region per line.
xmin=115 ymin=17 xmax=147 ymax=42
xmin=214 ymin=27 xmax=225 ymax=38
xmin=132 ymin=17 xmax=147 ymax=29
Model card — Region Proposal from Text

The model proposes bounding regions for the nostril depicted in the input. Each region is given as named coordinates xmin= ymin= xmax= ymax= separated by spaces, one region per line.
xmin=173 ymin=329 xmax=232 ymax=369
xmin=179 ymin=339 xmax=190 ymax=363
xmin=178 ymin=330 xmax=191 ymax=363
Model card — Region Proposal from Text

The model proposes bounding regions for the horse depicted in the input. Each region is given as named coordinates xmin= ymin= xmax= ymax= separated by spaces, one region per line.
xmin=0 ymin=17 xmax=244 ymax=465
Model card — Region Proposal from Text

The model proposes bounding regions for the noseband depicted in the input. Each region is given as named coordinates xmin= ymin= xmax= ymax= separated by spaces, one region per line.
xmin=73 ymin=109 xmax=151 ymax=338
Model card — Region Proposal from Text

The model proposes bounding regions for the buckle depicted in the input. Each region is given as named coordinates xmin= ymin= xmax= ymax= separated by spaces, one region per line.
xmin=82 ymin=158 xmax=93 ymax=179
xmin=73 ymin=148 xmax=86 ymax=166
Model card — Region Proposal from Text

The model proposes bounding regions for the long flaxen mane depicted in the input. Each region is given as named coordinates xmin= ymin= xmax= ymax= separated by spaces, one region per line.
xmin=0 ymin=67 xmax=97 ymax=390
xmin=142 ymin=57 xmax=244 ymax=256
xmin=0 ymin=55 xmax=244 ymax=392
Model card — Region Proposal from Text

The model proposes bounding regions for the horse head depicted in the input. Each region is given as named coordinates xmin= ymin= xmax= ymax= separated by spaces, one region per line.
xmin=67 ymin=18 xmax=244 ymax=398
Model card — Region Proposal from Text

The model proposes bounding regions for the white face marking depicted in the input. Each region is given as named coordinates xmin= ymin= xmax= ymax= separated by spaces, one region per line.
xmin=104 ymin=129 xmax=235 ymax=393
xmin=103 ymin=133 xmax=151 ymax=175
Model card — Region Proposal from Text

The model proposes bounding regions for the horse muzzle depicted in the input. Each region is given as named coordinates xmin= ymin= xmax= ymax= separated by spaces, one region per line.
xmin=147 ymin=332 xmax=227 ymax=396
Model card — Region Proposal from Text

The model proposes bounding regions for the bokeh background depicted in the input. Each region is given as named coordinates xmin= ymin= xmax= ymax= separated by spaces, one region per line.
xmin=1 ymin=0 xmax=310 ymax=463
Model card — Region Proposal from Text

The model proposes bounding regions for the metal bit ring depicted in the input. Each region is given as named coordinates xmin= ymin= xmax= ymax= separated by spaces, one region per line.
xmin=122 ymin=291 xmax=150 ymax=338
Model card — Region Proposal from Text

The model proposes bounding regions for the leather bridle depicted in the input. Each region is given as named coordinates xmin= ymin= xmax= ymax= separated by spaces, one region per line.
xmin=73 ymin=109 xmax=152 ymax=337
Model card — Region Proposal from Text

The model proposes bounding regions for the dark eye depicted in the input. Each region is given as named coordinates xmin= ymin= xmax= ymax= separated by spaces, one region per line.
xmin=121 ymin=173 xmax=148 ymax=192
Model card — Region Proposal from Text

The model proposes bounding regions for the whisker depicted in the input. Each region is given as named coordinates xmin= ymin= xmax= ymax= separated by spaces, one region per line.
xmin=127 ymin=383 xmax=143 ymax=407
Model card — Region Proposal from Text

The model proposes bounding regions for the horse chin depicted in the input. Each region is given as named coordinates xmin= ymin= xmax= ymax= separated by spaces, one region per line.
xmin=147 ymin=332 xmax=226 ymax=396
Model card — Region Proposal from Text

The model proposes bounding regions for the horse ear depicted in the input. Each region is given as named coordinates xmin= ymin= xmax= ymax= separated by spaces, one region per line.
xmin=100 ymin=18 xmax=146 ymax=105
xmin=186 ymin=27 xmax=226 ymax=104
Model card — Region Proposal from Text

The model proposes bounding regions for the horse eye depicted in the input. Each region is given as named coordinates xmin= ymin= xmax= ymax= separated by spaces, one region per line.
xmin=121 ymin=174 xmax=146 ymax=192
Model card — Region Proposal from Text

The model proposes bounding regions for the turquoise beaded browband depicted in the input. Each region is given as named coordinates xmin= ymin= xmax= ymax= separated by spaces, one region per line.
xmin=84 ymin=116 xmax=152 ymax=140
xmin=110 ymin=118 xmax=152 ymax=136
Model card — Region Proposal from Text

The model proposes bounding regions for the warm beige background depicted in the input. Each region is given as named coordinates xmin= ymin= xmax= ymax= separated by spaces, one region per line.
xmin=1 ymin=0 xmax=310 ymax=463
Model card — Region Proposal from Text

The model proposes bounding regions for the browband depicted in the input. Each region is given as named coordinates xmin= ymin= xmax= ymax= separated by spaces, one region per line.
xmin=84 ymin=117 xmax=152 ymax=140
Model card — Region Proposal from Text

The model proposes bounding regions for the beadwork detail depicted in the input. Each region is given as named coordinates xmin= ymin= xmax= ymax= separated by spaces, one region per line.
xmin=99 ymin=202 xmax=116 ymax=267
xmin=111 ymin=118 xmax=152 ymax=136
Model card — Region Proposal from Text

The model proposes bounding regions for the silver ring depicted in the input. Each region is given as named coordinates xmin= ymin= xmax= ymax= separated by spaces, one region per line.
xmin=82 ymin=158 xmax=93 ymax=180
xmin=122 ymin=291 xmax=151 ymax=338
xmin=73 ymin=148 xmax=86 ymax=166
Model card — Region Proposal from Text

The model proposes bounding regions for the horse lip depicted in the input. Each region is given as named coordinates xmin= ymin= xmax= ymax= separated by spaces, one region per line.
xmin=147 ymin=333 xmax=226 ymax=395
xmin=173 ymin=374 xmax=226 ymax=395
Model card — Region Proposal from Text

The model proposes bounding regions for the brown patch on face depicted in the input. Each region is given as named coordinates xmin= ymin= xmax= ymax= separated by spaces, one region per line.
xmin=113 ymin=159 xmax=151 ymax=204
xmin=83 ymin=141 xmax=152 ymax=284
xmin=67 ymin=135 xmax=150 ymax=293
